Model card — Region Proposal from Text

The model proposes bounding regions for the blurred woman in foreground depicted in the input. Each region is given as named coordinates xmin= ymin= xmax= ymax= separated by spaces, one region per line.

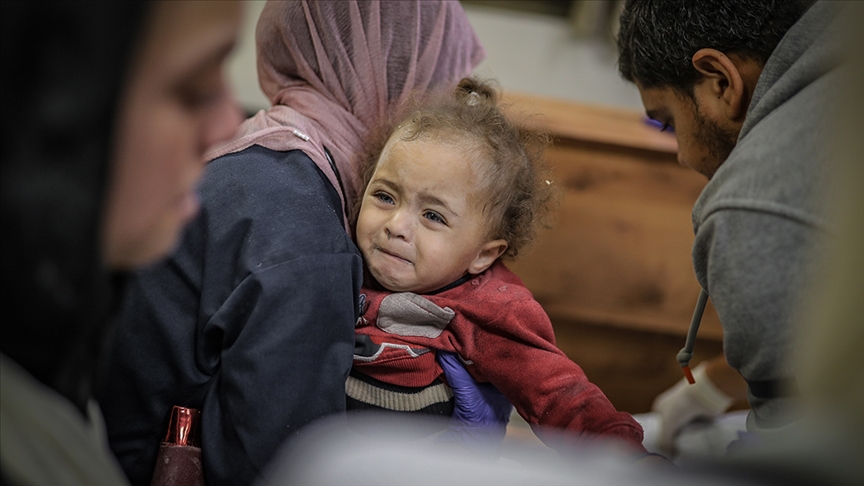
xmin=1 ymin=2 xmax=242 ymax=483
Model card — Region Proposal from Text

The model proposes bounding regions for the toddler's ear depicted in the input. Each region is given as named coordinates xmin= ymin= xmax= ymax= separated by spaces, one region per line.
xmin=468 ymin=239 xmax=507 ymax=275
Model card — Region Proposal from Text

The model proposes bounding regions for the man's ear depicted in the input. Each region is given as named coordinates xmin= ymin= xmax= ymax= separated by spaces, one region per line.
xmin=467 ymin=239 xmax=508 ymax=275
xmin=691 ymin=48 xmax=747 ymax=121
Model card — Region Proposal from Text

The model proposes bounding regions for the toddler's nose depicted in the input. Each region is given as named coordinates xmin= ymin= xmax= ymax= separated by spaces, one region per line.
xmin=385 ymin=210 xmax=412 ymax=241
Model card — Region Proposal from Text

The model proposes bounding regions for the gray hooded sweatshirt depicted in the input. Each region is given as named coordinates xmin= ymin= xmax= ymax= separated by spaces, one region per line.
xmin=692 ymin=1 xmax=844 ymax=432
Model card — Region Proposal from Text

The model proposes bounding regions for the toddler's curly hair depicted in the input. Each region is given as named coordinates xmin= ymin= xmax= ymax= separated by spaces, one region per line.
xmin=353 ymin=77 xmax=555 ymax=259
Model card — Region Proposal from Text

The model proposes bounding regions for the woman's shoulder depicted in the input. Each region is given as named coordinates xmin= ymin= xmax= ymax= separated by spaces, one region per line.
xmin=200 ymin=146 xmax=340 ymax=216
xmin=193 ymin=145 xmax=353 ymax=263
xmin=204 ymin=146 xmax=319 ymax=194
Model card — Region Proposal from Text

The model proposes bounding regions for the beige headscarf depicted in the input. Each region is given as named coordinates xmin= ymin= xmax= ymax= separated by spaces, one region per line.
xmin=206 ymin=0 xmax=485 ymax=229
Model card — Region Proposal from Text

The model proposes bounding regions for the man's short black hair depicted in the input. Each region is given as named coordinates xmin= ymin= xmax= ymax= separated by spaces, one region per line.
xmin=617 ymin=0 xmax=815 ymax=96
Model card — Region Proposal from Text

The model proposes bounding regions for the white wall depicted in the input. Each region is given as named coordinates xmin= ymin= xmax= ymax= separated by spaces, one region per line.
xmin=226 ymin=1 xmax=268 ymax=113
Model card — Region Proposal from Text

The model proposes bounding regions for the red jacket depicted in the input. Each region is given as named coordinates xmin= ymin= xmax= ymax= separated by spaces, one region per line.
xmin=354 ymin=261 xmax=646 ymax=451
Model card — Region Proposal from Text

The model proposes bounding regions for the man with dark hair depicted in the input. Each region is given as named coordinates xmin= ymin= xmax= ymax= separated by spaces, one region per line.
xmin=616 ymin=0 xmax=845 ymax=445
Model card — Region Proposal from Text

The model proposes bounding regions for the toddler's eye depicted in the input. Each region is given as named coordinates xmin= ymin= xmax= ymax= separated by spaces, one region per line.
xmin=424 ymin=211 xmax=445 ymax=225
xmin=374 ymin=192 xmax=395 ymax=205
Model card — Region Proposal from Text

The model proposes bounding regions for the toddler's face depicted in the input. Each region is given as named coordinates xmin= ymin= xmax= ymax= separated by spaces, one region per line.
xmin=356 ymin=135 xmax=506 ymax=293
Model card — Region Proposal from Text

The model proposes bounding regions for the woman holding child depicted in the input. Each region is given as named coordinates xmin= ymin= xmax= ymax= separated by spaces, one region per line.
xmin=101 ymin=2 xmax=650 ymax=485
xmin=99 ymin=1 xmax=487 ymax=484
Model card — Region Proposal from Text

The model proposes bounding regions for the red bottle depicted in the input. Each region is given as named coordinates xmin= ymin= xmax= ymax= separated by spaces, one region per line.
xmin=150 ymin=406 xmax=204 ymax=486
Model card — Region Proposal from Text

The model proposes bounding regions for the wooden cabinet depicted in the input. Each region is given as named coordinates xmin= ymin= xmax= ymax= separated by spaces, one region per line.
xmin=502 ymin=92 xmax=724 ymax=413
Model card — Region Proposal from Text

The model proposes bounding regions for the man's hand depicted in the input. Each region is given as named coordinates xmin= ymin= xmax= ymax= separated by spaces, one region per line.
xmin=652 ymin=360 xmax=735 ymax=455
xmin=437 ymin=351 xmax=513 ymax=449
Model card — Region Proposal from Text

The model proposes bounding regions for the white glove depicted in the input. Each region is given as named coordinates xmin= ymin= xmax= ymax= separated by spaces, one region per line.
xmin=651 ymin=362 xmax=735 ymax=456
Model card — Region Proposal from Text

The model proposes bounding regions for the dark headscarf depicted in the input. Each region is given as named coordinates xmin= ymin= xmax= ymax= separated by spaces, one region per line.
xmin=1 ymin=0 xmax=149 ymax=414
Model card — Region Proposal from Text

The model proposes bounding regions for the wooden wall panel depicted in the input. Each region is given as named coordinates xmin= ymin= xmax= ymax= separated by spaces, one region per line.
xmin=553 ymin=321 xmax=724 ymax=414
xmin=510 ymin=142 xmax=724 ymax=341
xmin=501 ymin=93 xmax=725 ymax=413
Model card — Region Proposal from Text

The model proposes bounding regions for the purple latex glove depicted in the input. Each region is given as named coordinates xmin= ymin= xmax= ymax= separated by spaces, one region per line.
xmin=437 ymin=351 xmax=512 ymax=449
